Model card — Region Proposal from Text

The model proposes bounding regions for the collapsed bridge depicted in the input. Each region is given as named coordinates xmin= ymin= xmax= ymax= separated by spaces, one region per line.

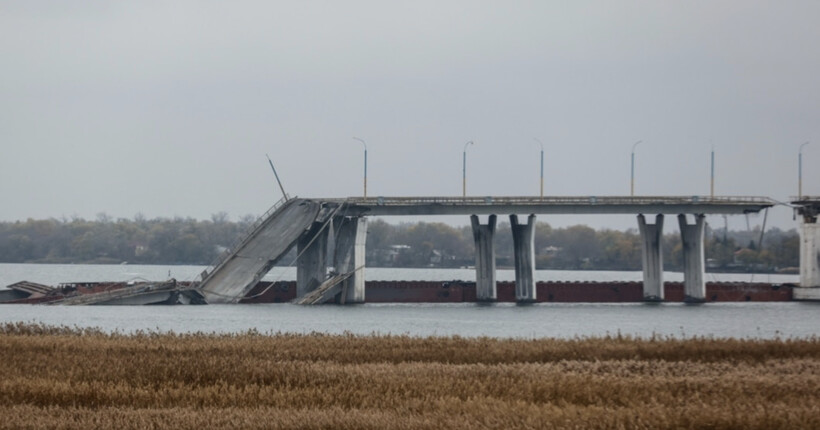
xmin=196 ymin=195 xmax=783 ymax=304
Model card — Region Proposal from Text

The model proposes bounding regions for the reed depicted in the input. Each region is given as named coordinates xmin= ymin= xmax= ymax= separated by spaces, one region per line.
xmin=1 ymin=323 xmax=818 ymax=429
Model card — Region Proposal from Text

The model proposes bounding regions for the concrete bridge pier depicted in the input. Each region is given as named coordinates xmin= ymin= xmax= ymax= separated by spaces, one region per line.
xmin=638 ymin=214 xmax=664 ymax=301
xmin=678 ymin=214 xmax=706 ymax=303
xmin=471 ymin=214 xmax=497 ymax=301
xmin=510 ymin=214 xmax=536 ymax=303
xmin=800 ymin=220 xmax=820 ymax=287
xmin=296 ymin=223 xmax=329 ymax=298
xmin=794 ymin=218 xmax=820 ymax=300
xmin=790 ymin=200 xmax=820 ymax=300
xmin=334 ymin=216 xmax=368 ymax=303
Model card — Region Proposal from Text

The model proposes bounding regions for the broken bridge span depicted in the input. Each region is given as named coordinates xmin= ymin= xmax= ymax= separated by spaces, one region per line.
xmin=195 ymin=195 xmax=782 ymax=305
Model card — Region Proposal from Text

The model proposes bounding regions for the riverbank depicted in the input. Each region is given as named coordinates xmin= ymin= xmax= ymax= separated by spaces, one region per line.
xmin=0 ymin=323 xmax=817 ymax=429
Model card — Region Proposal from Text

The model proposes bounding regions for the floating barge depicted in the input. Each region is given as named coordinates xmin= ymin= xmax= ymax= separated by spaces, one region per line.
xmin=1 ymin=279 xmax=794 ymax=305
xmin=240 ymin=280 xmax=794 ymax=304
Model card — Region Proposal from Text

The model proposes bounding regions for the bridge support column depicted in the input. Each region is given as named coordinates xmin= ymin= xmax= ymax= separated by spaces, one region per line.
xmin=296 ymin=223 xmax=329 ymax=298
xmin=638 ymin=214 xmax=664 ymax=301
xmin=334 ymin=216 xmax=368 ymax=303
xmin=471 ymin=215 xmax=497 ymax=301
xmin=792 ymin=203 xmax=820 ymax=300
xmin=800 ymin=219 xmax=820 ymax=287
xmin=510 ymin=214 xmax=536 ymax=302
xmin=678 ymin=214 xmax=706 ymax=303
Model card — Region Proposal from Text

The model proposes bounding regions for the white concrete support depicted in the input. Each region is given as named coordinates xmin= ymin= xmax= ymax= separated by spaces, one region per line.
xmin=678 ymin=214 xmax=706 ymax=302
xmin=296 ymin=223 xmax=329 ymax=298
xmin=471 ymin=214 xmax=497 ymax=301
xmin=510 ymin=214 xmax=537 ymax=302
xmin=637 ymin=214 xmax=664 ymax=301
xmin=799 ymin=220 xmax=820 ymax=288
xmin=334 ymin=216 xmax=368 ymax=303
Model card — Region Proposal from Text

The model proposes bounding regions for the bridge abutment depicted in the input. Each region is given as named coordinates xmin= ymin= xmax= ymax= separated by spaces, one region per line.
xmin=334 ymin=216 xmax=368 ymax=303
xmin=638 ymin=214 xmax=664 ymax=301
xmin=296 ymin=223 xmax=329 ymax=298
xmin=471 ymin=214 xmax=497 ymax=301
xmin=678 ymin=214 xmax=706 ymax=303
xmin=510 ymin=214 xmax=537 ymax=302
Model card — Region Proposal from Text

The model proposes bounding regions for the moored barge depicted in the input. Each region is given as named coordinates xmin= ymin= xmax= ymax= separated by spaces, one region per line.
xmin=240 ymin=280 xmax=794 ymax=303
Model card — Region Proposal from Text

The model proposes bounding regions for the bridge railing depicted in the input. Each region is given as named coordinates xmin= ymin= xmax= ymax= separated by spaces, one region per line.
xmin=333 ymin=195 xmax=775 ymax=206
xmin=791 ymin=196 xmax=820 ymax=203
xmin=196 ymin=195 xmax=292 ymax=283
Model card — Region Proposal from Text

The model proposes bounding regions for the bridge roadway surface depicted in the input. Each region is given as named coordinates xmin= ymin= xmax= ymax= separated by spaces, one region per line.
xmin=323 ymin=195 xmax=774 ymax=216
xmin=198 ymin=198 xmax=321 ymax=304
xmin=196 ymin=195 xmax=774 ymax=304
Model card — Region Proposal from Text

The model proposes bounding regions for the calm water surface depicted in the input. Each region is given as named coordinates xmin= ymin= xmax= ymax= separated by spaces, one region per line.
xmin=1 ymin=302 xmax=818 ymax=339
xmin=0 ymin=264 xmax=813 ymax=339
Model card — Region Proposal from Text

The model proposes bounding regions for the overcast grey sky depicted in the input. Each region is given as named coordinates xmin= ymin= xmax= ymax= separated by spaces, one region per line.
xmin=1 ymin=1 xmax=817 ymax=232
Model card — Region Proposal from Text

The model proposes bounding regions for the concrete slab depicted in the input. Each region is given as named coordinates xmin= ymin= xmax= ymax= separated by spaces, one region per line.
xmin=199 ymin=199 xmax=321 ymax=303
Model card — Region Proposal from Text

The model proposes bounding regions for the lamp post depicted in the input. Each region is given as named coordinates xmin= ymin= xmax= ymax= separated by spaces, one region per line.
xmin=463 ymin=141 xmax=473 ymax=197
xmin=353 ymin=137 xmax=367 ymax=198
xmin=534 ymin=138 xmax=544 ymax=199
xmin=710 ymin=146 xmax=715 ymax=198
xmin=630 ymin=140 xmax=642 ymax=196
xmin=800 ymin=141 xmax=810 ymax=199
xmin=265 ymin=154 xmax=289 ymax=200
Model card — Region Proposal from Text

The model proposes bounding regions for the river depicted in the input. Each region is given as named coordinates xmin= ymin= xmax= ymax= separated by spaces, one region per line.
xmin=1 ymin=263 xmax=814 ymax=339
xmin=0 ymin=263 xmax=799 ymax=287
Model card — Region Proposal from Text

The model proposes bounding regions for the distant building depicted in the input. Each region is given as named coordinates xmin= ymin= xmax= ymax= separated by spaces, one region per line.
xmin=386 ymin=245 xmax=411 ymax=263
xmin=541 ymin=246 xmax=562 ymax=256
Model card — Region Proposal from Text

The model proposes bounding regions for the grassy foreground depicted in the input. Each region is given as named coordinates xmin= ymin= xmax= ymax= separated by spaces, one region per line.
xmin=1 ymin=323 xmax=818 ymax=429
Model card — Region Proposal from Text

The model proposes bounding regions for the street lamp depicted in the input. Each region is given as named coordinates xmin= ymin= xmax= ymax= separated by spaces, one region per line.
xmin=710 ymin=145 xmax=715 ymax=198
xmin=800 ymin=141 xmax=810 ymax=199
xmin=534 ymin=138 xmax=544 ymax=199
xmin=463 ymin=141 xmax=474 ymax=197
xmin=353 ymin=137 xmax=367 ymax=198
xmin=630 ymin=140 xmax=642 ymax=196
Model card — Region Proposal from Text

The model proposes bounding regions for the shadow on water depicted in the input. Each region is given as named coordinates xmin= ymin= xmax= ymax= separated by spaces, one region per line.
xmin=474 ymin=301 xmax=497 ymax=308
xmin=684 ymin=298 xmax=708 ymax=306
xmin=641 ymin=301 xmax=664 ymax=307
xmin=515 ymin=301 xmax=537 ymax=307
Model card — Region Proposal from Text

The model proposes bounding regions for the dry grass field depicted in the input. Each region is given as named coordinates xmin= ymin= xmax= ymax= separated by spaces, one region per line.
xmin=0 ymin=322 xmax=818 ymax=429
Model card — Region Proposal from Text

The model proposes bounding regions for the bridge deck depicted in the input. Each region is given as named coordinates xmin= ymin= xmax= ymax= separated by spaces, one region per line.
xmin=197 ymin=198 xmax=321 ymax=303
xmin=792 ymin=196 xmax=820 ymax=222
xmin=322 ymin=196 xmax=774 ymax=216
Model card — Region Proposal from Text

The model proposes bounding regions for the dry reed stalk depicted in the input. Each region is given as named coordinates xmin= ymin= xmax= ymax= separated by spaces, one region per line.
xmin=0 ymin=323 xmax=818 ymax=429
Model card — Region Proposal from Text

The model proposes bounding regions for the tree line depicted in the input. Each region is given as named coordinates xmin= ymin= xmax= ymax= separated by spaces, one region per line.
xmin=0 ymin=214 xmax=800 ymax=272
xmin=366 ymin=219 xmax=799 ymax=272
xmin=0 ymin=213 xmax=254 ymax=265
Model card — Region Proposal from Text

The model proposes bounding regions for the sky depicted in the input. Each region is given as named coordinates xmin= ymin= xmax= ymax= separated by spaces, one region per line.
xmin=1 ymin=1 xmax=818 ymax=233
